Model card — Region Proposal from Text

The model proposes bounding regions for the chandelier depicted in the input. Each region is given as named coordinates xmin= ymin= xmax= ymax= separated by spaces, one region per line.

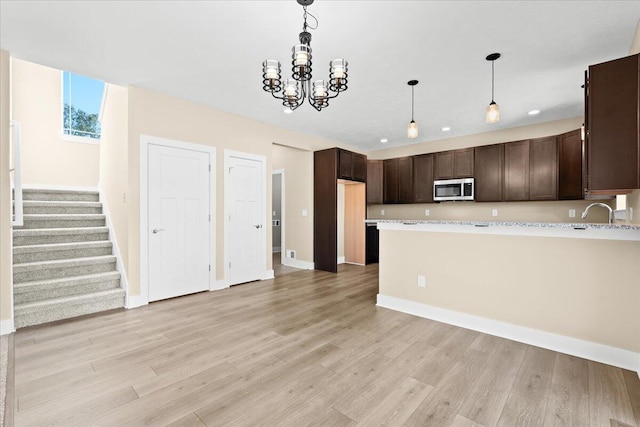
xmin=262 ymin=0 xmax=348 ymax=112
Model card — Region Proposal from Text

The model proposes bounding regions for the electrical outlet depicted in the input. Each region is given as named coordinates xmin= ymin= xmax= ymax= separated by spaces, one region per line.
xmin=417 ymin=275 xmax=426 ymax=288
xmin=301 ymin=209 xmax=307 ymax=217
xmin=492 ymin=209 xmax=498 ymax=217
xmin=569 ymin=209 xmax=576 ymax=218
xmin=381 ymin=209 xmax=385 ymax=216
xmin=630 ymin=207 xmax=634 ymax=221
xmin=424 ymin=209 xmax=430 ymax=216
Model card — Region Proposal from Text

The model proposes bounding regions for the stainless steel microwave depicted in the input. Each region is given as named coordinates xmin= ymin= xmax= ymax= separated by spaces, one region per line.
xmin=434 ymin=178 xmax=474 ymax=201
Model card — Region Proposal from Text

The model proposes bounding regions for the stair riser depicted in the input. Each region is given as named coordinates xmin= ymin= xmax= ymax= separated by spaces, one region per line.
xmin=15 ymin=279 xmax=121 ymax=304
xmin=23 ymin=206 xmax=102 ymax=214
xmin=19 ymin=219 xmax=106 ymax=229
xmin=13 ymin=232 xmax=109 ymax=246
xmin=14 ymin=293 xmax=125 ymax=329
xmin=14 ymin=262 xmax=116 ymax=283
xmin=22 ymin=192 xmax=99 ymax=202
xmin=13 ymin=246 xmax=113 ymax=264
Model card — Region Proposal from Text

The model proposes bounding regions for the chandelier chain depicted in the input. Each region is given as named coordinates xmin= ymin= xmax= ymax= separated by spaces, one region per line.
xmin=302 ymin=7 xmax=318 ymax=31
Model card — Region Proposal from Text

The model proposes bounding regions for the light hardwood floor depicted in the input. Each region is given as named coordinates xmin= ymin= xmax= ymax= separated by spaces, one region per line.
xmin=10 ymin=264 xmax=640 ymax=426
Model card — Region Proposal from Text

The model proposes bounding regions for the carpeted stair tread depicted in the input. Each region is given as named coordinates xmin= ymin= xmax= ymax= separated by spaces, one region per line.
xmin=13 ymin=255 xmax=116 ymax=271
xmin=22 ymin=189 xmax=99 ymax=202
xmin=12 ymin=240 xmax=113 ymax=263
xmin=14 ymin=271 xmax=121 ymax=303
xmin=13 ymin=255 xmax=117 ymax=283
xmin=14 ymin=289 xmax=125 ymax=328
xmin=13 ymin=227 xmax=109 ymax=246
xmin=22 ymin=200 xmax=103 ymax=214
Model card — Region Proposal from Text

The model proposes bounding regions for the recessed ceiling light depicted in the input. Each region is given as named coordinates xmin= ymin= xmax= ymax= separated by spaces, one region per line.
xmin=380 ymin=138 xmax=388 ymax=143
xmin=441 ymin=127 xmax=451 ymax=132
xmin=283 ymin=108 xmax=293 ymax=114
xmin=528 ymin=109 xmax=541 ymax=115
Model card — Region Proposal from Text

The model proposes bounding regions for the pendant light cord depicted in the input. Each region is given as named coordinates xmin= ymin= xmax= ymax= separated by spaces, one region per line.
xmin=411 ymin=86 xmax=415 ymax=121
xmin=491 ymin=60 xmax=495 ymax=103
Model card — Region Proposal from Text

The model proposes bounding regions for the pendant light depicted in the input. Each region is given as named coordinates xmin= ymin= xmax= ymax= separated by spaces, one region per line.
xmin=407 ymin=80 xmax=419 ymax=138
xmin=486 ymin=53 xmax=501 ymax=123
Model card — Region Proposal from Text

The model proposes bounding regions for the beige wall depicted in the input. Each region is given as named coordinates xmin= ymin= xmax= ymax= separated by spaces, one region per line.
xmin=11 ymin=59 xmax=100 ymax=187
xmin=379 ymin=230 xmax=640 ymax=352
xmin=126 ymin=87 xmax=345 ymax=296
xmin=272 ymin=144 xmax=314 ymax=264
xmin=0 ymin=50 xmax=12 ymax=325
xmin=99 ymin=84 xmax=129 ymax=271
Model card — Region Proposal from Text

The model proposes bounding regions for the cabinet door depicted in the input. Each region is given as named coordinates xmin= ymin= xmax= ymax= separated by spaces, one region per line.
xmin=352 ymin=153 xmax=367 ymax=182
xmin=558 ymin=129 xmax=583 ymax=200
xmin=588 ymin=53 xmax=640 ymax=193
xmin=474 ymin=144 xmax=503 ymax=202
xmin=367 ymin=160 xmax=383 ymax=204
xmin=529 ymin=137 xmax=558 ymax=200
xmin=398 ymin=157 xmax=414 ymax=203
xmin=434 ymin=151 xmax=454 ymax=180
xmin=383 ymin=159 xmax=399 ymax=204
xmin=338 ymin=149 xmax=353 ymax=180
xmin=504 ymin=140 xmax=530 ymax=201
xmin=454 ymin=148 xmax=474 ymax=178
xmin=413 ymin=154 xmax=434 ymax=203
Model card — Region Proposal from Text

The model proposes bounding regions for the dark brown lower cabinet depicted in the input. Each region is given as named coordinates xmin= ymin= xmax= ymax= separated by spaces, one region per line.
xmin=474 ymin=144 xmax=504 ymax=202
xmin=529 ymin=136 xmax=558 ymax=200
xmin=504 ymin=140 xmax=530 ymax=201
xmin=365 ymin=224 xmax=379 ymax=264
xmin=558 ymin=129 xmax=583 ymax=200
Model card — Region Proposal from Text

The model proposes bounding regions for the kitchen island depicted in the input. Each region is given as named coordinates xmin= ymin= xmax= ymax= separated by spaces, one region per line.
xmin=369 ymin=219 xmax=640 ymax=374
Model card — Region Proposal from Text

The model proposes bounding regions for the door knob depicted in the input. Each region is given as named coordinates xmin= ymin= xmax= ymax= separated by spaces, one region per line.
xmin=152 ymin=228 xmax=165 ymax=234
xmin=254 ymin=224 xmax=262 ymax=229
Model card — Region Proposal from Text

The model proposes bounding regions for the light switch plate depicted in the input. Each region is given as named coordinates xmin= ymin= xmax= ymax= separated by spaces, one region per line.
xmin=424 ymin=209 xmax=430 ymax=216
xmin=492 ymin=209 xmax=498 ymax=217
xmin=569 ymin=209 xmax=576 ymax=218
xmin=417 ymin=275 xmax=426 ymax=288
xmin=301 ymin=209 xmax=308 ymax=217
xmin=381 ymin=209 xmax=385 ymax=216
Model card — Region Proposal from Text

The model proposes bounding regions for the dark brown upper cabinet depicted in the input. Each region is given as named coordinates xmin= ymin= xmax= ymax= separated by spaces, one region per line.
xmin=474 ymin=144 xmax=504 ymax=202
xmin=413 ymin=154 xmax=434 ymax=203
xmin=338 ymin=149 xmax=366 ymax=182
xmin=586 ymin=53 xmax=640 ymax=194
xmin=529 ymin=136 xmax=558 ymax=201
xmin=504 ymin=140 xmax=530 ymax=201
xmin=434 ymin=148 xmax=474 ymax=180
xmin=558 ymin=129 xmax=583 ymax=200
xmin=383 ymin=157 xmax=413 ymax=204
xmin=366 ymin=160 xmax=383 ymax=204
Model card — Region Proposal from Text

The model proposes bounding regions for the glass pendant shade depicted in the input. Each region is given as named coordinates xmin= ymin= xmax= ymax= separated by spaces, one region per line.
xmin=408 ymin=120 xmax=418 ymax=139
xmin=282 ymin=79 xmax=301 ymax=108
xmin=312 ymin=80 xmax=329 ymax=108
xmin=329 ymin=59 xmax=348 ymax=92
xmin=486 ymin=101 xmax=500 ymax=123
xmin=291 ymin=44 xmax=312 ymax=81
xmin=262 ymin=60 xmax=282 ymax=92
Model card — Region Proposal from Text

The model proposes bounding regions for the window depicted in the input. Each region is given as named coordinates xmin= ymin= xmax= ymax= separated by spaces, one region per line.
xmin=62 ymin=71 xmax=105 ymax=141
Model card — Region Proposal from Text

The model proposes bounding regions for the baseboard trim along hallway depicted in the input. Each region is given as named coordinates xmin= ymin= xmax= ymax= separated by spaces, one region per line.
xmin=377 ymin=293 xmax=640 ymax=376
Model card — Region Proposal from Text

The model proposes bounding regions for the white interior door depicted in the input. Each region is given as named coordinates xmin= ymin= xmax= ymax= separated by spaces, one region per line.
xmin=226 ymin=152 xmax=265 ymax=285
xmin=148 ymin=144 xmax=210 ymax=301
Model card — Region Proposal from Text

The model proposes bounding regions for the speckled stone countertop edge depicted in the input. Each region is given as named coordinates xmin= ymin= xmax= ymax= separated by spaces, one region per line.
xmin=364 ymin=219 xmax=640 ymax=231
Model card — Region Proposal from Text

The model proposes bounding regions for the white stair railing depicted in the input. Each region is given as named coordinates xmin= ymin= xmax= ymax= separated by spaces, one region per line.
xmin=10 ymin=120 xmax=23 ymax=227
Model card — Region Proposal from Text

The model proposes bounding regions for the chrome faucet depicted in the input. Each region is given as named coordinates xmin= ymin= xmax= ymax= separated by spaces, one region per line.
xmin=581 ymin=202 xmax=614 ymax=224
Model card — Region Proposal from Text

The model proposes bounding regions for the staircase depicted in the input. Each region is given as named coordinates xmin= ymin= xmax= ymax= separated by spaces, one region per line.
xmin=12 ymin=189 xmax=125 ymax=329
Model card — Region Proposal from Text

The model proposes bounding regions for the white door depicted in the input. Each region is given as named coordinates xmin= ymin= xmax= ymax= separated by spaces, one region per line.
xmin=226 ymin=153 xmax=265 ymax=285
xmin=148 ymin=144 xmax=210 ymax=301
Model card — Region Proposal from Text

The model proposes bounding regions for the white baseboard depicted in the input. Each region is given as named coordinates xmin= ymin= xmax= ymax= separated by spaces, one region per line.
xmin=377 ymin=294 xmax=640 ymax=376
xmin=262 ymin=270 xmax=275 ymax=280
xmin=337 ymin=256 xmax=345 ymax=264
xmin=211 ymin=279 xmax=229 ymax=291
xmin=0 ymin=319 xmax=15 ymax=335
xmin=125 ymin=294 xmax=147 ymax=309
xmin=282 ymin=257 xmax=314 ymax=270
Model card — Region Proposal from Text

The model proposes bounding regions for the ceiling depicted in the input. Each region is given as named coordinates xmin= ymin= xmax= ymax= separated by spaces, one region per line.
xmin=1 ymin=1 xmax=639 ymax=152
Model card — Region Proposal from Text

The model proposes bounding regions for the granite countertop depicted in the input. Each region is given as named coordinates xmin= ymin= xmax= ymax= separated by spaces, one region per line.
xmin=365 ymin=219 xmax=640 ymax=231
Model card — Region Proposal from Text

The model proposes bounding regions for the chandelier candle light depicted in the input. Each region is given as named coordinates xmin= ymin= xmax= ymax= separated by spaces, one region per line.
xmin=262 ymin=0 xmax=348 ymax=111
xmin=407 ymin=80 xmax=419 ymax=139
xmin=486 ymin=53 xmax=501 ymax=123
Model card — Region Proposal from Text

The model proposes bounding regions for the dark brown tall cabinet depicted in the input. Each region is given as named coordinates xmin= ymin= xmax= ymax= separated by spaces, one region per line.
xmin=558 ymin=129 xmax=583 ymax=200
xmin=413 ymin=154 xmax=434 ymax=203
xmin=529 ymin=137 xmax=558 ymax=200
xmin=383 ymin=157 xmax=413 ymax=204
xmin=474 ymin=144 xmax=504 ymax=202
xmin=504 ymin=140 xmax=530 ymax=201
xmin=314 ymin=148 xmax=368 ymax=273
xmin=585 ymin=53 xmax=640 ymax=194
xmin=366 ymin=160 xmax=383 ymax=204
